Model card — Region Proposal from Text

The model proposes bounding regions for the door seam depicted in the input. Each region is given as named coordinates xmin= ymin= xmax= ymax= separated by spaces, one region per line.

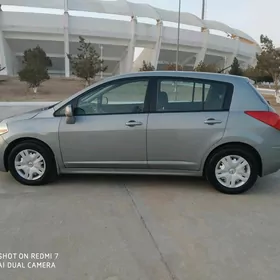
xmin=145 ymin=114 xmax=149 ymax=168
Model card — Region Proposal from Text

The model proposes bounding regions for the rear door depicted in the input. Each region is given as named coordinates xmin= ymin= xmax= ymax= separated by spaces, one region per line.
xmin=147 ymin=77 xmax=233 ymax=171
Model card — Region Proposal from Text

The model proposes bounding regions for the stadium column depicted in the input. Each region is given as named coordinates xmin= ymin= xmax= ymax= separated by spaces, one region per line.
xmin=119 ymin=50 xmax=128 ymax=74
xmin=64 ymin=0 xmax=70 ymax=77
xmin=0 ymin=5 xmax=9 ymax=75
xmin=193 ymin=29 xmax=209 ymax=68
xmin=152 ymin=19 xmax=163 ymax=70
xmin=126 ymin=16 xmax=137 ymax=73
xmin=224 ymin=36 xmax=239 ymax=71
xmin=249 ymin=47 xmax=258 ymax=66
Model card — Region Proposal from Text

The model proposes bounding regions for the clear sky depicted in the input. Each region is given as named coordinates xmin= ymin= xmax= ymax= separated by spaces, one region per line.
xmin=3 ymin=0 xmax=280 ymax=46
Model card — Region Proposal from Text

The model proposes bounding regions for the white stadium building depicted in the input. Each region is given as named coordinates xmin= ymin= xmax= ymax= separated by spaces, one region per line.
xmin=0 ymin=0 xmax=261 ymax=77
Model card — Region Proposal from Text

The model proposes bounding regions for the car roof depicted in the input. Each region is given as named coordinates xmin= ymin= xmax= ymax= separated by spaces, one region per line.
xmin=109 ymin=71 xmax=248 ymax=83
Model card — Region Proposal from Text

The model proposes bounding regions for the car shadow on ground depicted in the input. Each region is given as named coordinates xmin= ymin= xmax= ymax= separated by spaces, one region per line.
xmin=57 ymin=173 xmax=208 ymax=188
xmin=250 ymin=174 xmax=280 ymax=195
xmin=44 ymin=173 xmax=215 ymax=196
xmin=1 ymin=171 xmax=279 ymax=195
xmin=53 ymin=173 xmax=280 ymax=195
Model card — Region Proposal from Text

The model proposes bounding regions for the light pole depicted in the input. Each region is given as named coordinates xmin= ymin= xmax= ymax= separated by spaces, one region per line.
xmin=175 ymin=0 xmax=181 ymax=71
xmin=201 ymin=0 xmax=206 ymax=19
xmin=100 ymin=45 xmax=104 ymax=79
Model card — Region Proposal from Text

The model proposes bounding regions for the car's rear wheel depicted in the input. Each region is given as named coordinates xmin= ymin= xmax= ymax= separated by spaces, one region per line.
xmin=8 ymin=141 xmax=57 ymax=185
xmin=205 ymin=146 xmax=259 ymax=194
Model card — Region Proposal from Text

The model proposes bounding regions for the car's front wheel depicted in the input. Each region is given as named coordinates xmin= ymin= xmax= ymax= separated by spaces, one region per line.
xmin=205 ymin=146 xmax=259 ymax=194
xmin=8 ymin=141 xmax=57 ymax=185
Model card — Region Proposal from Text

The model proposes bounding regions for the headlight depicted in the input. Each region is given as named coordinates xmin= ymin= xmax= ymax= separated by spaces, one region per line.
xmin=0 ymin=123 xmax=8 ymax=135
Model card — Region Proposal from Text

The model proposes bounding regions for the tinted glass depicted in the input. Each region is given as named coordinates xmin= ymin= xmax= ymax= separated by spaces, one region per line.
xmin=156 ymin=79 xmax=229 ymax=112
xmin=203 ymin=82 xmax=227 ymax=111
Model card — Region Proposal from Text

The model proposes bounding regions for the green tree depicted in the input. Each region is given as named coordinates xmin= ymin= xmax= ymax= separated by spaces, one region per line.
xmin=243 ymin=66 xmax=259 ymax=83
xmin=243 ymin=65 xmax=275 ymax=84
xmin=18 ymin=46 xmax=52 ymax=93
xmin=256 ymin=35 xmax=280 ymax=93
xmin=194 ymin=61 xmax=219 ymax=73
xmin=229 ymin=57 xmax=243 ymax=76
xmin=165 ymin=63 xmax=183 ymax=71
xmin=139 ymin=60 xmax=155 ymax=71
xmin=68 ymin=36 xmax=107 ymax=86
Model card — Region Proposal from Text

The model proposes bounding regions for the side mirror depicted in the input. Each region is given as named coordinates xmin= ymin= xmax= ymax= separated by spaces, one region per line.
xmin=65 ymin=104 xmax=76 ymax=124
xmin=267 ymin=100 xmax=271 ymax=105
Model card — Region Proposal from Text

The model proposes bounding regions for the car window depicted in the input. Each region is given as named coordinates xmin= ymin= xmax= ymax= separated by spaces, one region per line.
xmin=203 ymin=82 xmax=227 ymax=111
xmin=156 ymin=79 xmax=229 ymax=112
xmin=55 ymin=104 xmax=67 ymax=116
xmin=75 ymin=79 xmax=149 ymax=115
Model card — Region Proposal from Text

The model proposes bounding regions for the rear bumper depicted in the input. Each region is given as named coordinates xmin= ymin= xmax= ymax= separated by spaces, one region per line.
xmin=0 ymin=136 xmax=8 ymax=172
xmin=260 ymin=145 xmax=280 ymax=176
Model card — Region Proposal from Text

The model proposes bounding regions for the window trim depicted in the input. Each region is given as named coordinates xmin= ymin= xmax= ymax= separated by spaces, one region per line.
xmin=150 ymin=76 xmax=234 ymax=114
xmin=54 ymin=77 xmax=153 ymax=117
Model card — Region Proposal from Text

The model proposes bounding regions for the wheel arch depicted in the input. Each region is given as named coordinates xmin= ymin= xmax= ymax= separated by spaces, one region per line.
xmin=4 ymin=137 xmax=56 ymax=171
xmin=203 ymin=142 xmax=263 ymax=177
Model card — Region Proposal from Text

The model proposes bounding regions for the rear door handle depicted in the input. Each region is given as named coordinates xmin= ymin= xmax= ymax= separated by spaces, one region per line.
xmin=125 ymin=120 xmax=143 ymax=127
xmin=204 ymin=118 xmax=223 ymax=125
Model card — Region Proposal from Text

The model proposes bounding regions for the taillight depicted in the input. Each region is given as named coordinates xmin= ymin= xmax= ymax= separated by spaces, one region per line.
xmin=245 ymin=111 xmax=280 ymax=130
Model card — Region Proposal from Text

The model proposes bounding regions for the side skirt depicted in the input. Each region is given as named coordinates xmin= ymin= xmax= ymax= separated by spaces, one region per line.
xmin=59 ymin=167 xmax=203 ymax=177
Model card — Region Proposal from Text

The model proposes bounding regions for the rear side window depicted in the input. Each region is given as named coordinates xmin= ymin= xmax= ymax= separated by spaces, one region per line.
xmin=203 ymin=82 xmax=228 ymax=111
xmin=155 ymin=78 xmax=233 ymax=113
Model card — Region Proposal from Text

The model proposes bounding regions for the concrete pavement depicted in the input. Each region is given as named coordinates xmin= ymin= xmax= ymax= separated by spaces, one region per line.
xmin=0 ymin=172 xmax=280 ymax=280
xmin=0 ymin=173 xmax=172 ymax=280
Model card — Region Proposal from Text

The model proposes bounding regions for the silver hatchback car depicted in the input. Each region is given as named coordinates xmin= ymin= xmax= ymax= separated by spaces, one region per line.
xmin=0 ymin=71 xmax=280 ymax=194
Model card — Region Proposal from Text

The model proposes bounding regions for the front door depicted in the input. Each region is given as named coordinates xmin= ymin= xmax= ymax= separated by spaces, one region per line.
xmin=147 ymin=77 xmax=233 ymax=171
xmin=58 ymin=78 xmax=151 ymax=169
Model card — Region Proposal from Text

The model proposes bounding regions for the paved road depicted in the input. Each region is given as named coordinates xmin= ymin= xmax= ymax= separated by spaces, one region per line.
xmin=0 ymin=104 xmax=280 ymax=280
xmin=0 ymin=103 xmax=54 ymax=121
xmin=0 ymin=172 xmax=280 ymax=280
xmin=258 ymin=88 xmax=275 ymax=96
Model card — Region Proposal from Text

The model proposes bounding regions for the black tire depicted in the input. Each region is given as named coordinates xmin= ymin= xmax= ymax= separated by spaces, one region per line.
xmin=205 ymin=146 xmax=259 ymax=194
xmin=8 ymin=141 xmax=57 ymax=186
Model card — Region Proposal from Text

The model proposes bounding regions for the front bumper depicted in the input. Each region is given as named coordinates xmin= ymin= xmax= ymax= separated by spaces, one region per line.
xmin=0 ymin=136 xmax=8 ymax=172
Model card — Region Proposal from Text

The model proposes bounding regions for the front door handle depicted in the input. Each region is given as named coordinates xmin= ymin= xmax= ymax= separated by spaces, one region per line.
xmin=204 ymin=118 xmax=223 ymax=125
xmin=125 ymin=120 xmax=143 ymax=127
